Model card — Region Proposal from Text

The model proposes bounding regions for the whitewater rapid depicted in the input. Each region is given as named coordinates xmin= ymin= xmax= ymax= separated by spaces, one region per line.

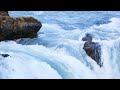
xmin=0 ymin=11 xmax=120 ymax=79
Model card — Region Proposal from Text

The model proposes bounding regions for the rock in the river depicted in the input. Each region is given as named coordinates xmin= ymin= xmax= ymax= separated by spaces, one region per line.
xmin=0 ymin=11 xmax=42 ymax=41
xmin=0 ymin=54 xmax=10 ymax=58
xmin=82 ymin=34 xmax=103 ymax=67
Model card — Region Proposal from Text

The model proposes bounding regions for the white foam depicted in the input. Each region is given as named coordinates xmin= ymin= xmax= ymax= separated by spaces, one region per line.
xmin=32 ymin=11 xmax=44 ymax=15
xmin=1 ymin=11 xmax=120 ymax=79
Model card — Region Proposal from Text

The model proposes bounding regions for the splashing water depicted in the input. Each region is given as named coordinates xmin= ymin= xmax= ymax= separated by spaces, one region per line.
xmin=0 ymin=11 xmax=120 ymax=79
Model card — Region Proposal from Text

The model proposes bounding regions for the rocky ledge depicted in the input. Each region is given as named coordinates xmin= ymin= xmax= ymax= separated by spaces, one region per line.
xmin=0 ymin=11 xmax=42 ymax=41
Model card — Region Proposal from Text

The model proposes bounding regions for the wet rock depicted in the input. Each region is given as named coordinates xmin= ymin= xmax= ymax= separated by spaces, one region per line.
xmin=82 ymin=34 xmax=103 ymax=67
xmin=82 ymin=33 xmax=92 ymax=42
xmin=0 ymin=54 xmax=10 ymax=59
xmin=0 ymin=54 xmax=10 ymax=57
xmin=0 ymin=11 xmax=42 ymax=41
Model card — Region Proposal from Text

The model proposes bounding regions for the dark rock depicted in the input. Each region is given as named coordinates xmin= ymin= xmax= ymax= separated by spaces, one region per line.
xmin=0 ymin=11 xmax=42 ymax=41
xmin=82 ymin=34 xmax=103 ymax=67
xmin=82 ymin=34 xmax=92 ymax=42
xmin=0 ymin=54 xmax=10 ymax=58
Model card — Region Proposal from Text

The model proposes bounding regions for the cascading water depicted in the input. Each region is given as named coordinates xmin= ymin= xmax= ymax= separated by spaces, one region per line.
xmin=0 ymin=11 xmax=120 ymax=79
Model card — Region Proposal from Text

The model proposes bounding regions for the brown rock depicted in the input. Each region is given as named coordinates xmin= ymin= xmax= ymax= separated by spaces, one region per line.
xmin=0 ymin=11 xmax=42 ymax=41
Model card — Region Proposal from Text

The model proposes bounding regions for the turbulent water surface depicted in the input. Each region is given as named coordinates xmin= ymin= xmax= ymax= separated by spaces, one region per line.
xmin=0 ymin=11 xmax=120 ymax=79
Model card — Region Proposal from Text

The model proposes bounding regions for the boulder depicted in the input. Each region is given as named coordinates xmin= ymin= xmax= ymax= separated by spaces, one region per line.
xmin=0 ymin=11 xmax=42 ymax=41
xmin=82 ymin=34 xmax=103 ymax=67
xmin=0 ymin=54 xmax=10 ymax=60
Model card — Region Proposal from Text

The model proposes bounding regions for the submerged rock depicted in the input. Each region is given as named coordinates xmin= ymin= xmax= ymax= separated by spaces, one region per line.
xmin=0 ymin=54 xmax=10 ymax=60
xmin=0 ymin=11 xmax=42 ymax=41
xmin=82 ymin=34 xmax=103 ymax=67
xmin=0 ymin=54 xmax=10 ymax=58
